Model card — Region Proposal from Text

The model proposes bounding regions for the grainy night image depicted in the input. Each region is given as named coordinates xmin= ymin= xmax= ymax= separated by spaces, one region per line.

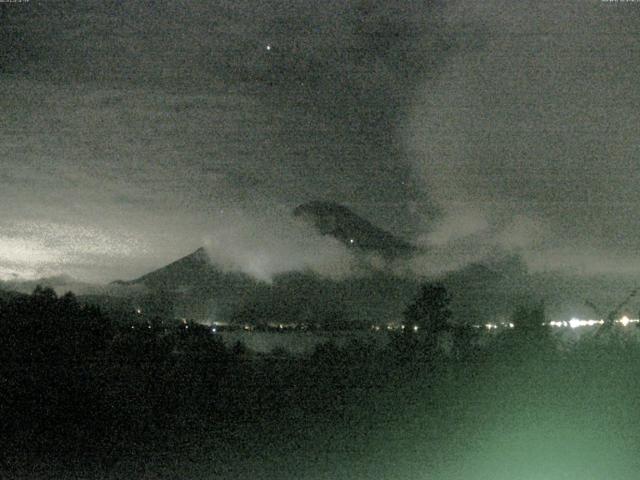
xmin=2 ymin=1 xmax=640 ymax=478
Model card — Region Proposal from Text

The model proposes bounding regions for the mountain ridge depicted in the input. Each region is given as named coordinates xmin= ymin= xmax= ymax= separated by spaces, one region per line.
xmin=293 ymin=201 xmax=417 ymax=259
xmin=114 ymin=202 xmax=417 ymax=288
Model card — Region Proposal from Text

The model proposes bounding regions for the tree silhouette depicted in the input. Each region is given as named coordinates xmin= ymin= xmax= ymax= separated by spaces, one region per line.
xmin=510 ymin=303 xmax=548 ymax=337
xmin=506 ymin=303 xmax=555 ymax=357
xmin=392 ymin=282 xmax=453 ymax=359
xmin=403 ymin=282 xmax=452 ymax=335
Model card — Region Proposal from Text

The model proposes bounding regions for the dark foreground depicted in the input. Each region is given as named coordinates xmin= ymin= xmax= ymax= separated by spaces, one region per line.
xmin=4 ymin=334 xmax=640 ymax=480
xmin=2 ymin=289 xmax=640 ymax=479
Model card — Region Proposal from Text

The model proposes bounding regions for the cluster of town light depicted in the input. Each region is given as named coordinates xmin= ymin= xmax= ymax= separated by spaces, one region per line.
xmin=371 ymin=317 xmax=640 ymax=332
xmin=548 ymin=315 xmax=638 ymax=328
xmin=479 ymin=316 xmax=639 ymax=330
xmin=141 ymin=314 xmax=639 ymax=334
xmin=372 ymin=324 xmax=420 ymax=332
xmin=481 ymin=322 xmax=514 ymax=330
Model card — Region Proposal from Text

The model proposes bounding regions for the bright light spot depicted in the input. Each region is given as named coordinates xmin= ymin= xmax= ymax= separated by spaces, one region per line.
xmin=545 ymin=317 xmax=638 ymax=329
xmin=211 ymin=327 xmax=217 ymax=333
xmin=569 ymin=318 xmax=582 ymax=329
xmin=349 ymin=238 xmax=355 ymax=244
xmin=413 ymin=325 xmax=419 ymax=332
xmin=266 ymin=44 xmax=272 ymax=51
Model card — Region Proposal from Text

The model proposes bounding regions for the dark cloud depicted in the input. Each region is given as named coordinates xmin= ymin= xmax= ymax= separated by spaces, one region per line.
xmin=1 ymin=0 xmax=453 ymax=280
xmin=2 ymin=0 xmax=640 ymax=287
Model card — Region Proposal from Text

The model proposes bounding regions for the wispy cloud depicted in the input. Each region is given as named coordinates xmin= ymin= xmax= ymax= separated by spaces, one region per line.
xmin=204 ymin=206 xmax=355 ymax=282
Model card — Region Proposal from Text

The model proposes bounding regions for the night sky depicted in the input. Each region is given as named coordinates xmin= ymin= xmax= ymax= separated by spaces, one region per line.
xmin=2 ymin=0 xmax=640 ymax=283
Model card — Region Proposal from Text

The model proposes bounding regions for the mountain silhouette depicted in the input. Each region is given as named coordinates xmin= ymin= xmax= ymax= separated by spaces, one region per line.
xmin=109 ymin=203 xmax=422 ymax=323
xmin=293 ymin=201 xmax=416 ymax=259
xmin=112 ymin=247 xmax=216 ymax=289
xmin=111 ymin=247 xmax=263 ymax=320
xmin=116 ymin=202 xmax=417 ymax=291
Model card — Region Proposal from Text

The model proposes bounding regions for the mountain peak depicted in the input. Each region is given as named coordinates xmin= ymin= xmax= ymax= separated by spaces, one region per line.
xmin=112 ymin=247 xmax=212 ymax=288
xmin=294 ymin=201 xmax=416 ymax=258
xmin=191 ymin=247 xmax=209 ymax=260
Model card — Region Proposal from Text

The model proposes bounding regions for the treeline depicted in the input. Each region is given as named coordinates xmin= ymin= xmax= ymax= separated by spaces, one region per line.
xmin=0 ymin=286 xmax=111 ymax=363
xmin=1 ymin=281 xmax=635 ymax=373
xmin=0 ymin=286 xmax=234 ymax=472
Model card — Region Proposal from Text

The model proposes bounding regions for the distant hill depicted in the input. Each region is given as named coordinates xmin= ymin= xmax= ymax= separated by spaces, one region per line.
xmin=115 ymin=202 xmax=417 ymax=291
xmin=110 ymin=245 xmax=416 ymax=326
xmin=111 ymin=247 xmax=263 ymax=321
xmin=0 ymin=275 xmax=99 ymax=296
xmin=294 ymin=201 xmax=417 ymax=259
xmin=112 ymin=247 xmax=216 ymax=289
xmin=0 ymin=288 xmax=28 ymax=303
xmin=104 ymin=203 xmax=421 ymax=323
xmin=112 ymin=204 xmax=607 ymax=326
xmin=438 ymin=256 xmax=532 ymax=325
